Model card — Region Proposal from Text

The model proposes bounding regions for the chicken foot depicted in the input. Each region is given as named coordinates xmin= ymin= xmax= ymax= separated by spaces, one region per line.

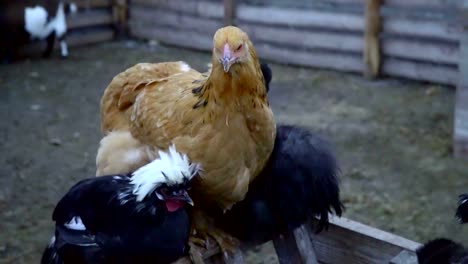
xmin=188 ymin=209 xmax=241 ymax=264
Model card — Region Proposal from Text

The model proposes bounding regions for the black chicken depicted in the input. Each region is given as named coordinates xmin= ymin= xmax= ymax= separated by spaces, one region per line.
xmin=41 ymin=146 xmax=200 ymax=264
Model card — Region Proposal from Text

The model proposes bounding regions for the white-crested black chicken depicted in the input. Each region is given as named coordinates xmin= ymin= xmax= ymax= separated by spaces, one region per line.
xmin=41 ymin=146 xmax=200 ymax=264
xmin=417 ymin=194 xmax=468 ymax=264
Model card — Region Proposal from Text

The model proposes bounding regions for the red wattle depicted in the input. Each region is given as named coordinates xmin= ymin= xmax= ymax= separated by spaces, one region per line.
xmin=165 ymin=200 xmax=184 ymax=212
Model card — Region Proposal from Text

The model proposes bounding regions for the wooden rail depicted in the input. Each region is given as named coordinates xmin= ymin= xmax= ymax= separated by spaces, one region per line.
xmin=172 ymin=217 xmax=420 ymax=263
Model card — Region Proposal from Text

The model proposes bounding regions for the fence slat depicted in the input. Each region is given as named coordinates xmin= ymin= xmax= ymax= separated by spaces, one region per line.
xmin=236 ymin=5 xmax=364 ymax=32
xmin=129 ymin=23 xmax=212 ymax=51
xmin=273 ymin=232 xmax=304 ymax=264
xmin=239 ymin=23 xmax=363 ymax=53
xmin=66 ymin=27 xmax=114 ymax=47
xmin=382 ymin=57 xmax=458 ymax=85
xmin=454 ymin=7 xmax=468 ymax=159
xmin=293 ymin=225 xmax=319 ymax=264
xmin=382 ymin=38 xmax=459 ymax=65
xmin=74 ymin=0 xmax=112 ymax=8
xmin=363 ymin=0 xmax=382 ymax=78
xmin=383 ymin=18 xmax=460 ymax=42
xmin=256 ymin=43 xmax=363 ymax=73
xmin=224 ymin=0 xmax=235 ymax=26
xmin=129 ymin=6 xmax=222 ymax=35
xmin=67 ymin=10 xmax=113 ymax=29
xmin=131 ymin=0 xmax=223 ymax=19
xmin=309 ymin=217 xmax=420 ymax=263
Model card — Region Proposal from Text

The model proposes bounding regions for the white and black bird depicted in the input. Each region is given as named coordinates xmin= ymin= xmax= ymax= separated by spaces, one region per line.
xmin=41 ymin=145 xmax=200 ymax=264
xmin=417 ymin=194 xmax=468 ymax=264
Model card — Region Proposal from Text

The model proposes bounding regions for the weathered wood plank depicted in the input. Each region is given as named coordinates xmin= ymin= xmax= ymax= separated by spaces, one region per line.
xmin=382 ymin=38 xmax=459 ymax=65
xmin=66 ymin=27 xmax=114 ymax=47
xmin=382 ymin=57 xmax=458 ymax=85
xmin=129 ymin=6 xmax=222 ymax=35
xmin=454 ymin=8 xmax=468 ymax=159
xmin=390 ymin=250 xmax=419 ymax=264
xmin=129 ymin=24 xmax=212 ymax=51
xmin=131 ymin=0 xmax=224 ymax=19
xmin=236 ymin=5 xmax=364 ymax=32
xmin=255 ymin=43 xmax=363 ymax=73
xmin=67 ymin=10 xmax=113 ymax=29
xmin=309 ymin=217 xmax=420 ymax=264
xmin=238 ymin=23 xmax=362 ymax=53
xmin=384 ymin=0 xmax=462 ymax=8
xmin=273 ymin=232 xmax=304 ymax=264
xmin=293 ymin=224 xmax=319 ymax=264
xmin=224 ymin=0 xmax=235 ymax=26
xmin=383 ymin=18 xmax=461 ymax=42
xmin=363 ymin=0 xmax=382 ymax=78
xmin=74 ymin=0 xmax=112 ymax=8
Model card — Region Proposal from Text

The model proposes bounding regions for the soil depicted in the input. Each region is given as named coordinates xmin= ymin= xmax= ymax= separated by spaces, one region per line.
xmin=1 ymin=41 xmax=467 ymax=263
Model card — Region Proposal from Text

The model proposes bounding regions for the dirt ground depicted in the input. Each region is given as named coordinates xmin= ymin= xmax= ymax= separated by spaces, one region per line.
xmin=1 ymin=41 xmax=467 ymax=263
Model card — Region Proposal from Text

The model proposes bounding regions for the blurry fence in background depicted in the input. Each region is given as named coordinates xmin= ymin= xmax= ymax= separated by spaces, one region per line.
xmin=128 ymin=0 xmax=468 ymax=159
xmin=66 ymin=0 xmax=115 ymax=46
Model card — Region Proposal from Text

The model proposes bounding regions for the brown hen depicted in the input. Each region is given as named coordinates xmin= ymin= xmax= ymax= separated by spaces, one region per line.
xmin=96 ymin=26 xmax=276 ymax=262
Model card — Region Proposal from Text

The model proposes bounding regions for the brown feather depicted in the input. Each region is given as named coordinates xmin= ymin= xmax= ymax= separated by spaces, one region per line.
xmin=98 ymin=27 xmax=276 ymax=210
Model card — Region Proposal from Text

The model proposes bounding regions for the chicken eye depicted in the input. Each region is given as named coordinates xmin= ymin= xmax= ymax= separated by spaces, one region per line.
xmin=236 ymin=44 xmax=243 ymax=52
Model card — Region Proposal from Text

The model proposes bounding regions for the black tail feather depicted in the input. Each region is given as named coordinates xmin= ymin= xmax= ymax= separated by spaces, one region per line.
xmin=260 ymin=63 xmax=272 ymax=93
xmin=417 ymin=238 xmax=468 ymax=264
xmin=456 ymin=194 xmax=468 ymax=224
xmin=218 ymin=125 xmax=344 ymax=245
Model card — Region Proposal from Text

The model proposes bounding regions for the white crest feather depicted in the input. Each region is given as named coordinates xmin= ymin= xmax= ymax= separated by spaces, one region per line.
xmin=131 ymin=145 xmax=200 ymax=201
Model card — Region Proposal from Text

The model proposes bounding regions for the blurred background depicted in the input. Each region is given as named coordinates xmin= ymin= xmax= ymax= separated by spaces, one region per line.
xmin=0 ymin=0 xmax=467 ymax=263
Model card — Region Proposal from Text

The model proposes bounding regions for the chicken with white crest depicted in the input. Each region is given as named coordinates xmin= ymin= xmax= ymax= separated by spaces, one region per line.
xmin=41 ymin=145 xmax=200 ymax=264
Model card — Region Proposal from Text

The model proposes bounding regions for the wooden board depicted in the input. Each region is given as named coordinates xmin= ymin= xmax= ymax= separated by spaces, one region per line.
xmin=383 ymin=18 xmax=460 ymax=42
xmin=382 ymin=38 xmax=459 ymax=65
xmin=454 ymin=12 xmax=468 ymax=159
xmin=236 ymin=5 xmax=364 ymax=32
xmin=129 ymin=23 xmax=212 ymax=51
xmin=129 ymin=6 xmax=222 ymax=35
xmin=131 ymin=0 xmax=223 ymax=19
xmin=67 ymin=10 xmax=113 ymax=29
xmin=363 ymin=0 xmax=382 ymax=78
xmin=238 ymin=23 xmax=363 ymax=53
xmin=255 ymin=43 xmax=363 ymax=73
xmin=309 ymin=217 xmax=420 ymax=264
xmin=74 ymin=0 xmax=112 ymax=8
xmin=66 ymin=27 xmax=114 ymax=47
xmin=384 ymin=0 xmax=462 ymax=8
xmin=382 ymin=57 xmax=458 ymax=85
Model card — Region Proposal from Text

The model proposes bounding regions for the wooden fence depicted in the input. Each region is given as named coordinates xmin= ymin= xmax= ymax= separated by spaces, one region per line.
xmin=22 ymin=0 xmax=116 ymax=55
xmin=127 ymin=0 xmax=468 ymax=159
xmin=64 ymin=0 xmax=117 ymax=48
xmin=173 ymin=216 xmax=421 ymax=264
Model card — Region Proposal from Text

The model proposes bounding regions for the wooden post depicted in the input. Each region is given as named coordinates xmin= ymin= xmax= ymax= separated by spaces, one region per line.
xmin=273 ymin=232 xmax=304 ymax=264
xmin=224 ymin=0 xmax=235 ymax=26
xmin=454 ymin=5 xmax=468 ymax=159
xmin=363 ymin=0 xmax=382 ymax=79
xmin=112 ymin=0 xmax=128 ymax=39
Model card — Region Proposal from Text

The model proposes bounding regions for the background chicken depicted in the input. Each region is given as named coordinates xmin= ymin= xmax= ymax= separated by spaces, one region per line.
xmin=416 ymin=194 xmax=468 ymax=264
xmin=96 ymin=26 xmax=276 ymax=260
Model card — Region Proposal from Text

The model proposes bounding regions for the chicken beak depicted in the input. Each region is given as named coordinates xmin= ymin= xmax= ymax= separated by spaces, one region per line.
xmin=222 ymin=43 xmax=234 ymax=72
xmin=222 ymin=57 xmax=232 ymax=72
xmin=180 ymin=190 xmax=194 ymax=206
